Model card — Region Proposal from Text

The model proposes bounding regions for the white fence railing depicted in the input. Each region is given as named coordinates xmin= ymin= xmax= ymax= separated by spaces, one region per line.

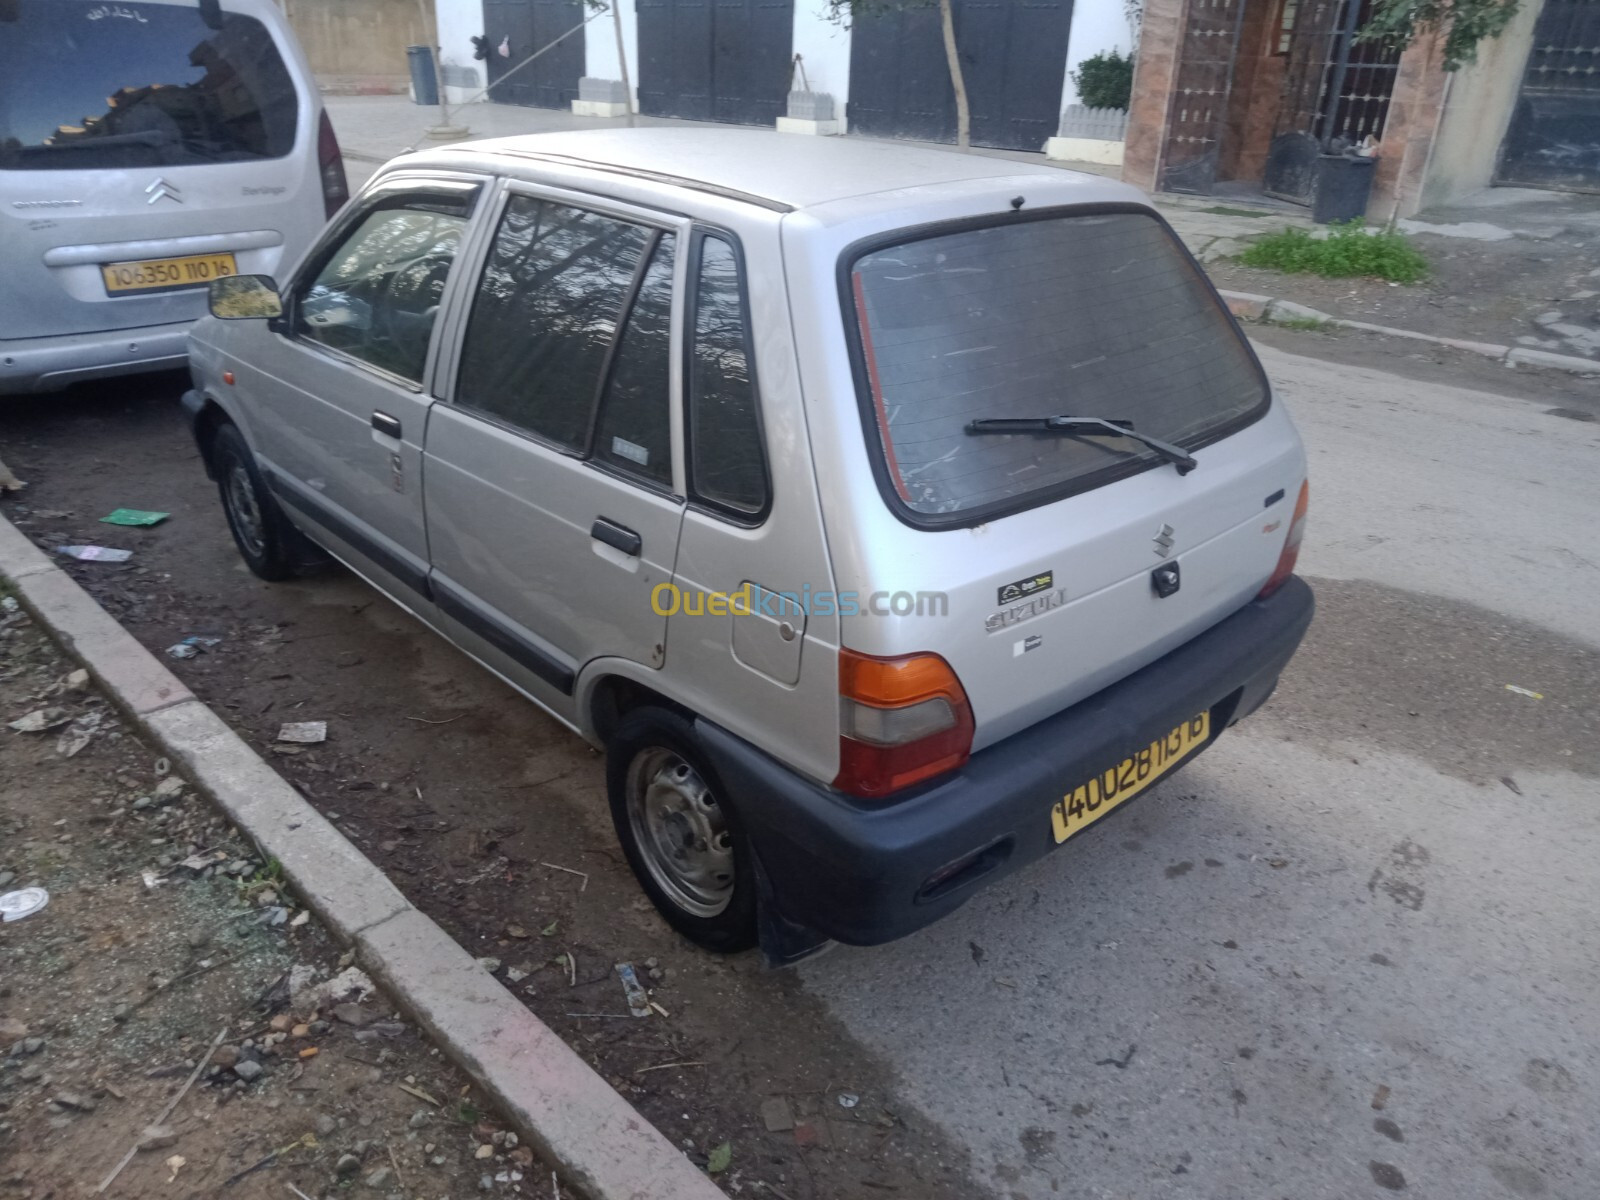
xmin=1057 ymin=104 xmax=1129 ymax=142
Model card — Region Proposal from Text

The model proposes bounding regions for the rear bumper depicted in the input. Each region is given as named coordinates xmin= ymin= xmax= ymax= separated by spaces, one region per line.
xmin=695 ymin=576 xmax=1315 ymax=958
xmin=0 ymin=321 xmax=193 ymax=395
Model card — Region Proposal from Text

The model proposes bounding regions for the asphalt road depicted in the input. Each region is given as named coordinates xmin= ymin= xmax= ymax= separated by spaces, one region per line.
xmin=3 ymin=342 xmax=1596 ymax=1199
xmin=802 ymin=345 xmax=1600 ymax=1199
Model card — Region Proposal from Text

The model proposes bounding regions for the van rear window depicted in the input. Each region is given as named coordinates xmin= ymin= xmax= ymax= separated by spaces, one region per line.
xmin=846 ymin=210 xmax=1267 ymax=524
xmin=0 ymin=1 xmax=297 ymax=171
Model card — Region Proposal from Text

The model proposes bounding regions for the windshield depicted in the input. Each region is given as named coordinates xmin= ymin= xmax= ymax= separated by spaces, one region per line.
xmin=0 ymin=1 xmax=298 ymax=171
xmin=846 ymin=209 xmax=1268 ymax=523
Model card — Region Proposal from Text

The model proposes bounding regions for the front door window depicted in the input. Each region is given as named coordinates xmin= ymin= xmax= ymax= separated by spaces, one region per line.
xmin=296 ymin=198 xmax=471 ymax=383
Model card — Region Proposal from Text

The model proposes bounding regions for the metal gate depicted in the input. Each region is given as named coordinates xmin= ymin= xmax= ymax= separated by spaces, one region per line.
xmin=847 ymin=0 xmax=1074 ymax=152
xmin=1158 ymin=0 xmax=1248 ymax=193
xmin=481 ymin=0 xmax=586 ymax=110
xmin=1262 ymin=0 xmax=1399 ymax=202
xmin=1496 ymin=0 xmax=1600 ymax=191
xmin=636 ymin=0 xmax=794 ymax=125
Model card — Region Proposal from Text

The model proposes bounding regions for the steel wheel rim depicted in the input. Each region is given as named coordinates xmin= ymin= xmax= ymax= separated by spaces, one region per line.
xmin=625 ymin=746 xmax=735 ymax=918
xmin=224 ymin=463 xmax=266 ymax=558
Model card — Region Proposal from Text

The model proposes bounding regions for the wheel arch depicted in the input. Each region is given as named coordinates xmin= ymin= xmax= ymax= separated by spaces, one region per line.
xmin=189 ymin=394 xmax=236 ymax=480
xmin=577 ymin=662 xmax=693 ymax=747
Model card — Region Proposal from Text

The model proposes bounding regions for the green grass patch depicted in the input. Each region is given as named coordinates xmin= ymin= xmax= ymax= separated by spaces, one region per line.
xmin=1199 ymin=205 xmax=1277 ymax=218
xmin=1275 ymin=316 xmax=1333 ymax=332
xmin=1239 ymin=220 xmax=1428 ymax=283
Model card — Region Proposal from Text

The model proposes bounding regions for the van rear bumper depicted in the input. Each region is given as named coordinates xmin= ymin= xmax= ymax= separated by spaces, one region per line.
xmin=0 ymin=321 xmax=192 ymax=395
xmin=694 ymin=575 xmax=1315 ymax=959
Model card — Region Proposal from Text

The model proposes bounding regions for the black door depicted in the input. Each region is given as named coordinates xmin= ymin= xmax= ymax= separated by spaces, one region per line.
xmin=847 ymin=0 xmax=1074 ymax=152
xmin=1260 ymin=0 xmax=1398 ymax=203
xmin=1496 ymin=0 xmax=1600 ymax=191
xmin=482 ymin=0 xmax=585 ymax=110
xmin=637 ymin=0 xmax=794 ymax=125
xmin=1157 ymin=0 xmax=1248 ymax=193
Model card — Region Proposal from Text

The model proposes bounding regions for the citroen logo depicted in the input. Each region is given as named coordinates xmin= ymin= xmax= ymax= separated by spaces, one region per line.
xmin=1153 ymin=523 xmax=1176 ymax=557
xmin=145 ymin=177 xmax=182 ymax=205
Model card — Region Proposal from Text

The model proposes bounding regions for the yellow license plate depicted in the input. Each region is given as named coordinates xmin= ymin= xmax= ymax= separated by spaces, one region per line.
xmin=1051 ymin=712 xmax=1211 ymax=844
xmin=101 ymin=252 xmax=238 ymax=295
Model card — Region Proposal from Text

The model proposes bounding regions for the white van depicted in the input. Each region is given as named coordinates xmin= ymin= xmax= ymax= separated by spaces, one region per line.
xmin=0 ymin=0 xmax=343 ymax=395
xmin=182 ymin=131 xmax=1315 ymax=962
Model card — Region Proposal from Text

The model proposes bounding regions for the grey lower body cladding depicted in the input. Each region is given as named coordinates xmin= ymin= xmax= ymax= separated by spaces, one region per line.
xmin=696 ymin=577 xmax=1315 ymax=961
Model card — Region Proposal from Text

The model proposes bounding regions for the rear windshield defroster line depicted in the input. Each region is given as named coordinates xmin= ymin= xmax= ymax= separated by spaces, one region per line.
xmin=850 ymin=270 xmax=913 ymax=505
xmin=841 ymin=204 xmax=1271 ymax=529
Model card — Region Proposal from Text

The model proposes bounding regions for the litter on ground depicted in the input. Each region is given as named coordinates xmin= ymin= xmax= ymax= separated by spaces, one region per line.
xmin=99 ymin=508 xmax=170 ymax=527
xmin=56 ymin=545 xmax=132 ymax=563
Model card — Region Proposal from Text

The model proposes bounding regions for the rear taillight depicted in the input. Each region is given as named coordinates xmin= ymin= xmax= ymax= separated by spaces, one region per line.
xmin=317 ymin=110 xmax=349 ymax=219
xmin=835 ymin=649 xmax=974 ymax=799
xmin=1258 ymin=480 xmax=1309 ymax=599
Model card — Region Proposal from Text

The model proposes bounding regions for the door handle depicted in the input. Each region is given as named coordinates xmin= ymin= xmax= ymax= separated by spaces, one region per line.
xmin=371 ymin=411 xmax=402 ymax=438
xmin=591 ymin=517 xmax=641 ymax=557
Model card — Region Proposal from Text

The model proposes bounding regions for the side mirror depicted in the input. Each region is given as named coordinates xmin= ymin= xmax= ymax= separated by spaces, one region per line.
xmin=208 ymin=274 xmax=283 ymax=320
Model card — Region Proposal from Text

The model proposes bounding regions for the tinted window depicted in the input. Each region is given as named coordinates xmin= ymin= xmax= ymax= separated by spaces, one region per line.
xmin=0 ymin=1 xmax=298 ymax=171
xmin=848 ymin=211 xmax=1266 ymax=521
xmin=689 ymin=236 xmax=767 ymax=515
xmin=297 ymin=204 xmax=467 ymax=384
xmin=457 ymin=197 xmax=652 ymax=451
xmin=594 ymin=236 xmax=676 ymax=486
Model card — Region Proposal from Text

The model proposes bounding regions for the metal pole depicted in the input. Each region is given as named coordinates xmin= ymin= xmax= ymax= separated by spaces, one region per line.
xmin=416 ymin=0 xmax=463 ymax=138
xmin=611 ymin=0 xmax=635 ymax=127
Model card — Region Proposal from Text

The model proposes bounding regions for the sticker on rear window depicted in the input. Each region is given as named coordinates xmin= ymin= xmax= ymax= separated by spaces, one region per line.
xmin=611 ymin=437 xmax=650 ymax=467
xmin=998 ymin=571 xmax=1053 ymax=605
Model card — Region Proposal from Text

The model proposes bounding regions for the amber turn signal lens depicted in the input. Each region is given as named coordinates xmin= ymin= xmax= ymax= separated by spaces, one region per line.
xmin=1258 ymin=480 xmax=1309 ymax=599
xmin=835 ymin=648 xmax=975 ymax=799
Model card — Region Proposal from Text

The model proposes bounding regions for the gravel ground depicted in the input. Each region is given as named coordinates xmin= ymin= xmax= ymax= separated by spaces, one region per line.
xmin=1207 ymin=230 xmax=1600 ymax=361
xmin=0 ymin=598 xmax=556 ymax=1199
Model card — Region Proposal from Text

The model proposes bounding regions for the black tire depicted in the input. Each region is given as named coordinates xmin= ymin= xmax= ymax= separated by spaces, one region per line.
xmin=606 ymin=707 xmax=758 ymax=953
xmin=211 ymin=422 xmax=299 ymax=581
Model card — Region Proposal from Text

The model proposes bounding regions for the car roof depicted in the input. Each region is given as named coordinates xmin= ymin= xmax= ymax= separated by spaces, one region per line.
xmin=430 ymin=128 xmax=1131 ymax=213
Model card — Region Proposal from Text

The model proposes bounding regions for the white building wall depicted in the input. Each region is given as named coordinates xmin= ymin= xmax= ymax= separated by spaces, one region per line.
xmin=585 ymin=0 xmax=640 ymax=102
xmin=436 ymin=0 xmax=486 ymax=106
xmin=1062 ymin=0 xmax=1135 ymax=112
xmin=790 ymin=0 xmax=852 ymax=117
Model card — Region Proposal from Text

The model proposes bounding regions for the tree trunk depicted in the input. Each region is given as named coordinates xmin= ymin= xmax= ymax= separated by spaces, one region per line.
xmin=938 ymin=0 xmax=971 ymax=149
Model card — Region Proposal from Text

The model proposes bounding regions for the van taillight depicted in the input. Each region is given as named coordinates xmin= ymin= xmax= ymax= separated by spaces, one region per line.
xmin=835 ymin=649 xmax=974 ymax=799
xmin=1258 ymin=480 xmax=1309 ymax=599
xmin=317 ymin=110 xmax=349 ymax=219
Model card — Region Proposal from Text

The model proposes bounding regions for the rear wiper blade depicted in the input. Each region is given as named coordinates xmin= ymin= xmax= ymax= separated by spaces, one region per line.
xmin=965 ymin=415 xmax=1197 ymax=476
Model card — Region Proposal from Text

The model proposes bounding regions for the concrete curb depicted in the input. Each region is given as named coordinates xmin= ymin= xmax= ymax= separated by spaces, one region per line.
xmin=1218 ymin=289 xmax=1600 ymax=376
xmin=0 ymin=514 xmax=725 ymax=1200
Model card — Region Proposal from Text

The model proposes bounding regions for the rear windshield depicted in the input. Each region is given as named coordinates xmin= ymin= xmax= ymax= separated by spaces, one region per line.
xmin=846 ymin=209 xmax=1267 ymax=524
xmin=0 ymin=1 xmax=298 ymax=171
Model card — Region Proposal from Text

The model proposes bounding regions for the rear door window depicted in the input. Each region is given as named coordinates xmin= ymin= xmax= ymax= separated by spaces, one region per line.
xmin=0 ymin=0 xmax=298 ymax=171
xmin=454 ymin=196 xmax=658 ymax=454
xmin=593 ymin=235 xmax=677 ymax=486
xmin=846 ymin=209 xmax=1267 ymax=524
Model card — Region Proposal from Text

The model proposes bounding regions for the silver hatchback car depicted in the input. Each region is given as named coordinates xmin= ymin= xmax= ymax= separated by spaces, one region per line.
xmin=182 ymin=130 xmax=1314 ymax=961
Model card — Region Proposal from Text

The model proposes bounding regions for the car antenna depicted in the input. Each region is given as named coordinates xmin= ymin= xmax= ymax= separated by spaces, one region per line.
xmin=1010 ymin=196 xmax=1025 ymax=211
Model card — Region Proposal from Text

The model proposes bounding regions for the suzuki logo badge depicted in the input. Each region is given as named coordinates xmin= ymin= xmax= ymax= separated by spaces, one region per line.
xmin=145 ymin=177 xmax=182 ymax=205
xmin=1153 ymin=523 xmax=1176 ymax=557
